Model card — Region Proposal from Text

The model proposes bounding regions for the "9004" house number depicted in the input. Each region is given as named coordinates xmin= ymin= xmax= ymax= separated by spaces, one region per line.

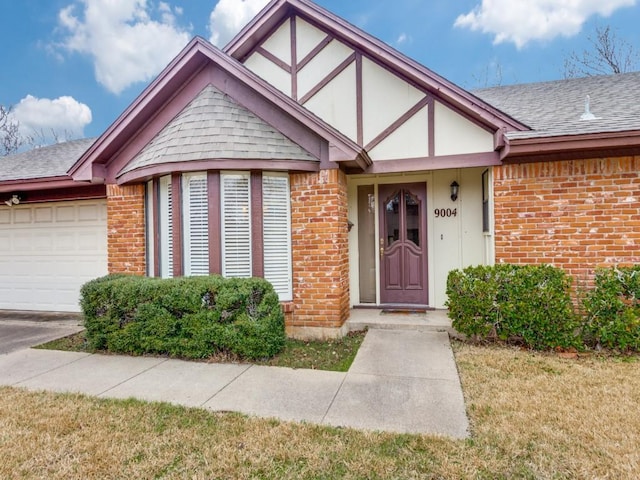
xmin=434 ymin=208 xmax=457 ymax=218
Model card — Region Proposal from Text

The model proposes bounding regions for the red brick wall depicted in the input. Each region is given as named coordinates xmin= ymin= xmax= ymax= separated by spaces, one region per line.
xmin=289 ymin=169 xmax=350 ymax=329
xmin=106 ymin=184 xmax=146 ymax=275
xmin=494 ymin=156 xmax=640 ymax=286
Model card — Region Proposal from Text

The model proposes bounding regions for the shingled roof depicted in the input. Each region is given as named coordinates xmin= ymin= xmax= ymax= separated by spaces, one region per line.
xmin=0 ymin=138 xmax=95 ymax=182
xmin=120 ymin=84 xmax=317 ymax=178
xmin=474 ymin=71 xmax=640 ymax=140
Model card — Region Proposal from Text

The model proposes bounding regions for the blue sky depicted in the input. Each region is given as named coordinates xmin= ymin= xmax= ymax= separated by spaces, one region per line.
xmin=2 ymin=0 xmax=639 ymax=142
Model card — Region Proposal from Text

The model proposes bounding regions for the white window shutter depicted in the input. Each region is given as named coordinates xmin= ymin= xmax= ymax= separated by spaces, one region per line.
xmin=262 ymin=173 xmax=292 ymax=301
xmin=183 ymin=173 xmax=209 ymax=276
xmin=221 ymin=173 xmax=252 ymax=278
xmin=159 ymin=176 xmax=173 ymax=278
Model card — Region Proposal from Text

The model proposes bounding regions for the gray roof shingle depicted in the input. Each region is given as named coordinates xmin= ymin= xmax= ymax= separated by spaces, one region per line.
xmin=0 ymin=138 xmax=95 ymax=182
xmin=120 ymin=84 xmax=318 ymax=175
xmin=474 ymin=71 xmax=640 ymax=140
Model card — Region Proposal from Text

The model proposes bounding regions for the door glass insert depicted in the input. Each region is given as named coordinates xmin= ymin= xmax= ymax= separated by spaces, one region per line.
xmin=405 ymin=192 xmax=420 ymax=246
xmin=385 ymin=192 xmax=400 ymax=246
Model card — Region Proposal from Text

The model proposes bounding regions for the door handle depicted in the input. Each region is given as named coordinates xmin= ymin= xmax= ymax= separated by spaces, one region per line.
xmin=379 ymin=238 xmax=384 ymax=257
xmin=380 ymin=246 xmax=384 ymax=257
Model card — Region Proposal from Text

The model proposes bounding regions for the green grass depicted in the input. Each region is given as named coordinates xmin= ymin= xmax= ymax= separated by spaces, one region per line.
xmin=253 ymin=332 xmax=365 ymax=371
xmin=35 ymin=330 xmax=366 ymax=372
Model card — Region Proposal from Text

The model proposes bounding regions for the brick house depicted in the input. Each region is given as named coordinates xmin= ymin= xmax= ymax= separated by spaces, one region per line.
xmin=1 ymin=0 xmax=638 ymax=338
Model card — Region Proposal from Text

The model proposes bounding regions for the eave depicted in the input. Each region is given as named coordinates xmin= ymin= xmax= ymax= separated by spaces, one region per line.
xmin=502 ymin=130 xmax=640 ymax=163
xmin=69 ymin=37 xmax=367 ymax=183
xmin=0 ymin=177 xmax=83 ymax=193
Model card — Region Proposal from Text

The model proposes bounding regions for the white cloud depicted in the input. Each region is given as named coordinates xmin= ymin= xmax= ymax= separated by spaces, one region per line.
xmin=209 ymin=0 xmax=269 ymax=47
xmin=57 ymin=0 xmax=191 ymax=94
xmin=395 ymin=33 xmax=411 ymax=46
xmin=455 ymin=0 xmax=636 ymax=49
xmin=12 ymin=95 xmax=92 ymax=140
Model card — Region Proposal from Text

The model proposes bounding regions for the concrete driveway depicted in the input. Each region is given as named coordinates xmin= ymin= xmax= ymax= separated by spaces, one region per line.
xmin=0 ymin=317 xmax=84 ymax=355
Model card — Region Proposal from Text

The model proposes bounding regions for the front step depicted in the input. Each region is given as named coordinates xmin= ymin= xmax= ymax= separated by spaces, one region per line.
xmin=346 ymin=308 xmax=453 ymax=333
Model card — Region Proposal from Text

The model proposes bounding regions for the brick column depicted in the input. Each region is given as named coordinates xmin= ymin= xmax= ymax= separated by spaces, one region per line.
xmin=288 ymin=169 xmax=350 ymax=338
xmin=106 ymin=184 xmax=146 ymax=275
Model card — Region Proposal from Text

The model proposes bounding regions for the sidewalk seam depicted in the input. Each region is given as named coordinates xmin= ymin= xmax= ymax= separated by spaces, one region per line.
xmin=199 ymin=363 xmax=253 ymax=406
xmin=10 ymin=350 xmax=92 ymax=386
xmin=96 ymin=357 xmax=170 ymax=397
xmin=320 ymin=371 xmax=349 ymax=424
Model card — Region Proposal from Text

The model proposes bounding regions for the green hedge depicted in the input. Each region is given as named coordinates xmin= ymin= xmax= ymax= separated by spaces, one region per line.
xmin=582 ymin=266 xmax=640 ymax=351
xmin=446 ymin=264 xmax=578 ymax=350
xmin=80 ymin=275 xmax=285 ymax=359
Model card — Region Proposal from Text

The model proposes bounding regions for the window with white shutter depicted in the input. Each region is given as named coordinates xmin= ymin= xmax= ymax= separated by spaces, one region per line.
xmin=183 ymin=173 xmax=209 ymax=276
xmin=150 ymin=171 xmax=292 ymax=302
xmin=262 ymin=173 xmax=292 ymax=301
xmin=221 ymin=173 xmax=252 ymax=278
xmin=159 ymin=175 xmax=173 ymax=278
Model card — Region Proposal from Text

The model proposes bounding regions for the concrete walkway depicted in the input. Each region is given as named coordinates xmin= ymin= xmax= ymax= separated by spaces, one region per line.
xmin=0 ymin=316 xmax=469 ymax=439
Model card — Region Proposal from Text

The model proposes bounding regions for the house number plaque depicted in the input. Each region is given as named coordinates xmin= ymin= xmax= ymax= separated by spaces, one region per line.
xmin=434 ymin=208 xmax=457 ymax=218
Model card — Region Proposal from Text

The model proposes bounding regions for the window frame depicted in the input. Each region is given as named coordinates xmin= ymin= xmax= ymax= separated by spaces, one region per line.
xmin=149 ymin=171 xmax=292 ymax=300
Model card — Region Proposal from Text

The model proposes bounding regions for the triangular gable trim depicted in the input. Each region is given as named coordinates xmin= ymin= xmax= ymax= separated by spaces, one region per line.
xmin=224 ymin=0 xmax=528 ymax=136
xmin=69 ymin=36 xmax=370 ymax=184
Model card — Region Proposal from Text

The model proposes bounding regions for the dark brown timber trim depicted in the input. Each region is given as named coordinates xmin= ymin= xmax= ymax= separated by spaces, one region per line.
xmin=250 ymin=171 xmax=264 ymax=278
xmin=428 ymin=96 xmax=435 ymax=157
xmin=297 ymin=35 xmax=332 ymax=70
xmin=365 ymin=96 xmax=430 ymax=151
xmin=300 ymin=52 xmax=356 ymax=105
xmin=356 ymin=52 xmax=363 ymax=146
xmin=290 ymin=15 xmax=298 ymax=101
xmin=255 ymin=46 xmax=291 ymax=73
xmin=207 ymin=171 xmax=221 ymax=275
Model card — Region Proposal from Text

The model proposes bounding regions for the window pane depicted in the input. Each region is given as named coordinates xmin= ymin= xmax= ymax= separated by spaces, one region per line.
xmin=263 ymin=173 xmax=292 ymax=301
xmin=183 ymin=173 xmax=209 ymax=276
xmin=222 ymin=173 xmax=251 ymax=278
xmin=384 ymin=191 xmax=400 ymax=247
xmin=405 ymin=192 xmax=420 ymax=246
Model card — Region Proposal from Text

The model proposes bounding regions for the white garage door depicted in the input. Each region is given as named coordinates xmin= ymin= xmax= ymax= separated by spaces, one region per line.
xmin=0 ymin=199 xmax=108 ymax=312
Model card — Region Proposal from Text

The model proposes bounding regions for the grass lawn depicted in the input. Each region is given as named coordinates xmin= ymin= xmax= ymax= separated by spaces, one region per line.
xmin=36 ymin=330 xmax=366 ymax=372
xmin=3 ymin=342 xmax=639 ymax=479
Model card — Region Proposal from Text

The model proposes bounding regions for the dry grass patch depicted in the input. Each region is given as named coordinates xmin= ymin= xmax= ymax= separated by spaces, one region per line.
xmin=1 ymin=343 xmax=638 ymax=479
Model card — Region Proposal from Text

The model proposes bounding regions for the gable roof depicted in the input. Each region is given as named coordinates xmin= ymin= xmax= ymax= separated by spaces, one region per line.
xmin=69 ymin=36 xmax=370 ymax=184
xmin=474 ymin=71 xmax=640 ymax=161
xmin=0 ymin=138 xmax=95 ymax=192
xmin=224 ymin=0 xmax=527 ymax=136
xmin=118 ymin=84 xmax=317 ymax=182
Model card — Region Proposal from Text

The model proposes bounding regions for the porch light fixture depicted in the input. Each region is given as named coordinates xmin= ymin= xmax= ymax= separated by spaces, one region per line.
xmin=450 ymin=181 xmax=459 ymax=202
xmin=4 ymin=194 xmax=20 ymax=207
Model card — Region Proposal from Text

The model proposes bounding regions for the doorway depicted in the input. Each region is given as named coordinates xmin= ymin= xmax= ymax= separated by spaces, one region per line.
xmin=378 ymin=183 xmax=428 ymax=305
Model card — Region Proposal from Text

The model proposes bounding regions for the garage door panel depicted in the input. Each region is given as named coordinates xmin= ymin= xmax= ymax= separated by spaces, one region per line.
xmin=13 ymin=209 xmax=33 ymax=223
xmin=34 ymin=206 xmax=54 ymax=222
xmin=0 ymin=200 xmax=108 ymax=312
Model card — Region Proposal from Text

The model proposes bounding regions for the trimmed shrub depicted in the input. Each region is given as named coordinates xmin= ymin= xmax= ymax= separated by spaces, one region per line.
xmin=446 ymin=264 xmax=578 ymax=350
xmin=582 ymin=266 xmax=640 ymax=351
xmin=80 ymin=275 xmax=285 ymax=359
